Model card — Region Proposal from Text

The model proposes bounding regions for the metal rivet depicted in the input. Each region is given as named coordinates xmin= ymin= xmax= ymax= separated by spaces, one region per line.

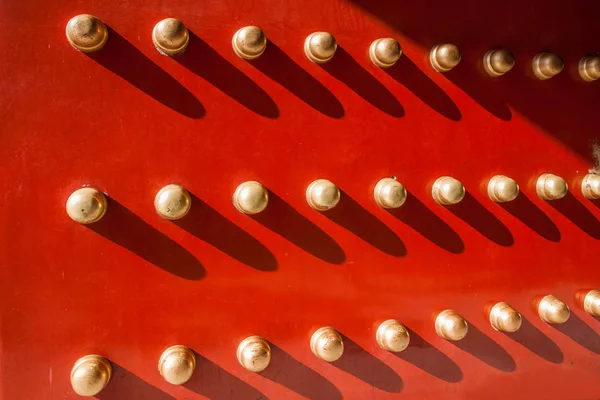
xmin=306 ymin=179 xmax=340 ymax=211
xmin=304 ymin=32 xmax=337 ymax=64
xmin=538 ymin=295 xmax=570 ymax=324
xmin=70 ymin=355 xmax=112 ymax=396
xmin=583 ymin=289 xmax=600 ymax=317
xmin=369 ymin=38 xmax=402 ymax=68
xmin=310 ymin=326 xmax=344 ymax=362
xmin=483 ymin=49 xmax=515 ymax=77
xmin=536 ymin=173 xmax=568 ymax=200
xmin=582 ymin=173 xmax=600 ymax=199
xmin=374 ymin=177 xmax=407 ymax=209
xmin=232 ymin=26 xmax=267 ymax=60
xmin=154 ymin=184 xmax=192 ymax=220
xmin=435 ymin=310 xmax=468 ymax=341
xmin=152 ymin=18 xmax=189 ymax=56
xmin=487 ymin=175 xmax=519 ymax=203
xmin=233 ymin=181 xmax=269 ymax=214
xmin=579 ymin=56 xmax=600 ymax=82
xmin=432 ymin=176 xmax=465 ymax=205
xmin=66 ymin=187 xmax=108 ymax=224
xmin=532 ymin=53 xmax=564 ymax=80
xmin=376 ymin=319 xmax=410 ymax=352
xmin=489 ymin=302 xmax=522 ymax=332
xmin=158 ymin=345 xmax=196 ymax=385
xmin=430 ymin=44 xmax=461 ymax=72
xmin=236 ymin=336 xmax=271 ymax=372
xmin=66 ymin=14 xmax=109 ymax=53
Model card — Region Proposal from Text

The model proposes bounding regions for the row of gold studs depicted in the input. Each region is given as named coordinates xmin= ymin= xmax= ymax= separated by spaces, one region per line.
xmin=66 ymin=14 xmax=600 ymax=82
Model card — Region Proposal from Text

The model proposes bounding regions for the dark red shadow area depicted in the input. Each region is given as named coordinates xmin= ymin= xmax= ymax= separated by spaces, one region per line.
xmin=548 ymin=192 xmax=600 ymax=239
xmin=452 ymin=321 xmax=516 ymax=372
xmin=97 ymin=363 xmax=175 ymax=400
xmin=500 ymin=194 xmax=561 ymax=242
xmin=504 ymin=317 xmax=563 ymax=364
xmin=553 ymin=312 xmax=600 ymax=354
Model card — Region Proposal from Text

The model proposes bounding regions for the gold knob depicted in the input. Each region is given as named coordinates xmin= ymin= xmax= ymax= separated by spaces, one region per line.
xmin=538 ymin=295 xmax=570 ymax=324
xmin=304 ymin=32 xmax=337 ymax=64
xmin=374 ymin=177 xmax=407 ymax=209
xmin=376 ymin=319 xmax=410 ymax=352
xmin=579 ymin=56 xmax=600 ymax=82
xmin=583 ymin=289 xmax=600 ymax=317
xmin=154 ymin=184 xmax=192 ymax=220
xmin=532 ymin=53 xmax=564 ymax=80
xmin=152 ymin=18 xmax=189 ymax=56
xmin=158 ymin=345 xmax=196 ymax=385
xmin=65 ymin=14 xmax=109 ymax=53
xmin=70 ymin=355 xmax=112 ymax=396
xmin=66 ymin=187 xmax=108 ymax=224
xmin=310 ymin=326 xmax=344 ymax=362
xmin=432 ymin=176 xmax=465 ymax=205
xmin=369 ymin=38 xmax=402 ymax=68
xmin=236 ymin=336 xmax=271 ymax=372
xmin=435 ymin=310 xmax=468 ymax=341
xmin=232 ymin=26 xmax=267 ymax=60
xmin=489 ymin=302 xmax=522 ymax=332
xmin=483 ymin=49 xmax=515 ymax=77
xmin=582 ymin=173 xmax=600 ymax=199
xmin=233 ymin=181 xmax=269 ymax=214
xmin=487 ymin=175 xmax=519 ymax=203
xmin=536 ymin=173 xmax=568 ymax=200
xmin=430 ymin=44 xmax=461 ymax=72
xmin=306 ymin=179 xmax=340 ymax=211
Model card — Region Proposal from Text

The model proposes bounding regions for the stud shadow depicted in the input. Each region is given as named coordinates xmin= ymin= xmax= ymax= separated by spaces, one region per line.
xmin=177 ymin=32 xmax=279 ymax=119
xmin=88 ymin=198 xmax=205 ymax=280
xmin=548 ymin=192 xmax=600 ymax=239
xmin=251 ymin=191 xmax=345 ymax=264
xmin=88 ymin=29 xmax=204 ymax=119
xmin=448 ymin=192 xmax=514 ymax=246
xmin=504 ymin=317 xmax=563 ymax=363
xmin=322 ymin=47 xmax=404 ymax=117
xmin=553 ymin=312 xmax=600 ymax=354
xmin=260 ymin=344 xmax=342 ymax=400
xmin=97 ymin=363 xmax=175 ymax=400
xmin=394 ymin=328 xmax=462 ymax=383
xmin=389 ymin=193 xmax=465 ymax=254
xmin=500 ymin=194 xmax=561 ymax=242
xmin=452 ymin=322 xmax=516 ymax=372
xmin=332 ymin=334 xmax=403 ymax=392
xmin=325 ymin=191 xmax=406 ymax=257
xmin=386 ymin=55 xmax=461 ymax=121
xmin=175 ymin=194 xmax=277 ymax=271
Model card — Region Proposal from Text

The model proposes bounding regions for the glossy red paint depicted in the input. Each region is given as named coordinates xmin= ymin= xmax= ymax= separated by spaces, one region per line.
xmin=1 ymin=0 xmax=600 ymax=398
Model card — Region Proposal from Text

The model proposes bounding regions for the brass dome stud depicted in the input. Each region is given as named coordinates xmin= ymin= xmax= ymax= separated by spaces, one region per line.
xmin=435 ymin=310 xmax=468 ymax=341
xmin=154 ymin=184 xmax=192 ymax=220
xmin=489 ymin=302 xmax=522 ymax=333
xmin=487 ymin=175 xmax=519 ymax=203
xmin=538 ymin=295 xmax=570 ymax=324
xmin=236 ymin=336 xmax=271 ymax=372
xmin=432 ymin=176 xmax=465 ymax=205
xmin=70 ymin=355 xmax=112 ymax=396
xmin=536 ymin=173 xmax=568 ymax=200
xmin=483 ymin=49 xmax=515 ymax=77
xmin=430 ymin=44 xmax=461 ymax=72
xmin=582 ymin=290 xmax=600 ymax=317
xmin=374 ymin=177 xmax=407 ymax=209
xmin=158 ymin=345 xmax=196 ymax=385
xmin=65 ymin=14 xmax=109 ymax=53
xmin=376 ymin=319 xmax=410 ymax=352
xmin=233 ymin=181 xmax=269 ymax=214
xmin=304 ymin=32 xmax=337 ymax=64
xmin=310 ymin=326 xmax=344 ymax=362
xmin=152 ymin=18 xmax=189 ymax=56
xmin=579 ymin=56 xmax=600 ymax=82
xmin=232 ymin=26 xmax=267 ymax=60
xmin=369 ymin=38 xmax=402 ymax=68
xmin=66 ymin=187 xmax=108 ymax=224
xmin=532 ymin=53 xmax=564 ymax=80
xmin=582 ymin=173 xmax=600 ymax=199
xmin=306 ymin=179 xmax=341 ymax=211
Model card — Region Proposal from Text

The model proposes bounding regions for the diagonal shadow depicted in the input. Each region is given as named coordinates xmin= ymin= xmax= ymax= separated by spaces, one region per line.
xmin=452 ymin=321 xmax=516 ymax=372
xmin=553 ymin=312 xmax=600 ymax=354
xmin=548 ymin=192 xmax=600 ymax=239
xmin=500 ymin=194 xmax=561 ymax=242
xmin=504 ymin=317 xmax=563 ymax=363
xmin=97 ymin=363 xmax=175 ymax=400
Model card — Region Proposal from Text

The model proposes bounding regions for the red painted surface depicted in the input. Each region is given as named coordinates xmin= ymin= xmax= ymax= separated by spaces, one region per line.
xmin=1 ymin=0 xmax=600 ymax=398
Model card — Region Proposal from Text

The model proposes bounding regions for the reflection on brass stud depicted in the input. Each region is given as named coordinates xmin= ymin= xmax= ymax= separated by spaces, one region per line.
xmin=489 ymin=302 xmax=522 ymax=332
xmin=154 ymin=184 xmax=191 ymax=220
xmin=237 ymin=336 xmax=271 ymax=372
xmin=430 ymin=44 xmax=461 ymax=72
xmin=536 ymin=173 xmax=568 ymax=200
xmin=304 ymin=32 xmax=337 ymax=64
xmin=369 ymin=38 xmax=402 ymax=68
xmin=374 ymin=177 xmax=407 ymax=209
xmin=487 ymin=175 xmax=519 ymax=202
xmin=376 ymin=319 xmax=410 ymax=352
xmin=582 ymin=174 xmax=600 ymax=199
xmin=483 ymin=49 xmax=515 ymax=77
xmin=233 ymin=181 xmax=269 ymax=214
xmin=532 ymin=53 xmax=563 ymax=80
xmin=70 ymin=355 xmax=112 ymax=396
xmin=435 ymin=310 xmax=468 ymax=341
xmin=158 ymin=345 xmax=196 ymax=385
xmin=232 ymin=26 xmax=267 ymax=60
xmin=538 ymin=295 xmax=570 ymax=324
xmin=310 ymin=326 xmax=344 ymax=362
xmin=432 ymin=176 xmax=465 ymax=205
xmin=66 ymin=187 xmax=108 ymax=224
xmin=306 ymin=179 xmax=340 ymax=211
xmin=66 ymin=14 xmax=108 ymax=53
xmin=579 ymin=56 xmax=600 ymax=82
xmin=152 ymin=18 xmax=189 ymax=56
xmin=583 ymin=290 xmax=600 ymax=317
